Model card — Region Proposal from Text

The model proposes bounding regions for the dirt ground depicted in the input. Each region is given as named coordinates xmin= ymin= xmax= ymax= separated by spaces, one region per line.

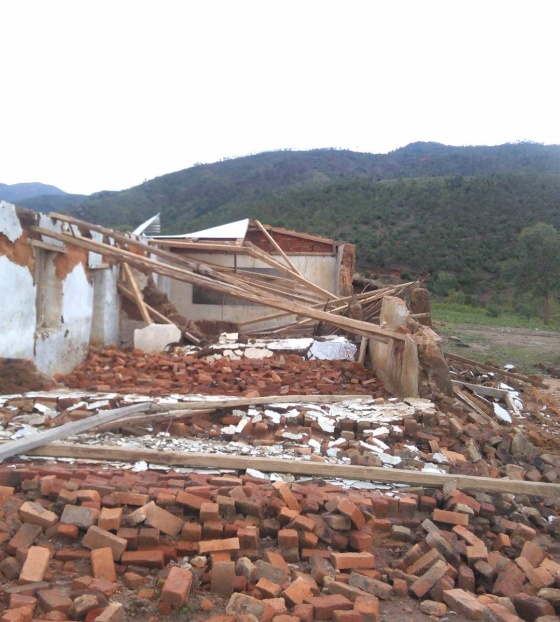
xmin=438 ymin=323 xmax=560 ymax=368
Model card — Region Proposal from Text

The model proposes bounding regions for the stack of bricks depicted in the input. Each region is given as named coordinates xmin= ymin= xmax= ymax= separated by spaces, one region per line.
xmin=56 ymin=347 xmax=384 ymax=397
xmin=0 ymin=464 xmax=559 ymax=621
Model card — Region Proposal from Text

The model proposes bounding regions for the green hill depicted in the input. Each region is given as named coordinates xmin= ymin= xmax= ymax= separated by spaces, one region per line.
xmin=16 ymin=142 xmax=560 ymax=297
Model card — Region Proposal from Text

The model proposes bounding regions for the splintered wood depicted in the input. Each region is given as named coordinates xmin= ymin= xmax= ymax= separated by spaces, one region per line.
xmin=36 ymin=213 xmax=417 ymax=342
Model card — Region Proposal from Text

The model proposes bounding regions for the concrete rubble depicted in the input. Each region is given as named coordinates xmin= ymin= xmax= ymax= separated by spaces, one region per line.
xmin=0 ymin=338 xmax=560 ymax=622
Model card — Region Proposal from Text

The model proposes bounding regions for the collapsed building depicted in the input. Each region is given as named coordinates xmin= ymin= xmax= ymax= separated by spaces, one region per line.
xmin=1 ymin=200 xmax=560 ymax=622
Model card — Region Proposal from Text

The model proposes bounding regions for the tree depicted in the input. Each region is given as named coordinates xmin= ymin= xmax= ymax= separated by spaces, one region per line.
xmin=506 ymin=222 xmax=560 ymax=324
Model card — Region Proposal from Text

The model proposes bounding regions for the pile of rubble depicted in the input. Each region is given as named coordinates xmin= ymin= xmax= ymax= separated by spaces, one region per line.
xmin=0 ymin=462 xmax=559 ymax=622
xmin=1 ymin=339 xmax=560 ymax=621
xmin=56 ymin=342 xmax=383 ymax=398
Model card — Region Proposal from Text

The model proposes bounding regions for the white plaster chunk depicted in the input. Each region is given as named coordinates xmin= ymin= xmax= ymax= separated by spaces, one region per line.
xmin=308 ymin=339 xmax=357 ymax=361
xmin=422 ymin=463 xmax=446 ymax=473
xmin=317 ymin=418 xmax=335 ymax=433
xmin=134 ymin=324 xmax=181 ymax=353
xmin=493 ymin=403 xmax=512 ymax=423
xmin=363 ymin=426 xmax=391 ymax=437
xmin=282 ymin=432 xmax=304 ymax=440
xmin=246 ymin=468 xmax=269 ymax=479
xmin=0 ymin=202 xmax=24 ymax=241
xmin=244 ymin=347 xmax=273 ymax=359
xmin=379 ymin=453 xmax=401 ymax=466
xmin=266 ymin=338 xmax=314 ymax=351
xmin=235 ymin=419 xmax=249 ymax=434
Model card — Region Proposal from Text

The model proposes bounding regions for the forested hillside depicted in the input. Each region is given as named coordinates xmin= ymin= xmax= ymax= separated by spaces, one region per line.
xmin=16 ymin=142 xmax=560 ymax=296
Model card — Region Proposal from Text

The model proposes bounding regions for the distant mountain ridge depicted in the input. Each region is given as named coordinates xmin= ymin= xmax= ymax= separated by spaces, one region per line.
xmin=11 ymin=142 xmax=560 ymax=296
xmin=0 ymin=182 xmax=67 ymax=203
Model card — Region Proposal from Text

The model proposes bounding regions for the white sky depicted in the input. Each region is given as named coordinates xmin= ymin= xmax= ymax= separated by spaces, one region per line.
xmin=1 ymin=1 xmax=558 ymax=195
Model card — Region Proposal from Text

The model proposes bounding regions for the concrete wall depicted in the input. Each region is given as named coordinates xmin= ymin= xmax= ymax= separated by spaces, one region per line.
xmin=155 ymin=251 xmax=340 ymax=325
xmin=0 ymin=202 xmax=120 ymax=377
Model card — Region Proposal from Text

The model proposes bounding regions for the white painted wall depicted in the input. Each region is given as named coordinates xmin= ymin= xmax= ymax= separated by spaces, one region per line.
xmin=0 ymin=255 xmax=36 ymax=358
xmin=155 ymin=251 xmax=338 ymax=325
xmin=90 ymin=266 xmax=121 ymax=348
xmin=34 ymin=263 xmax=94 ymax=376
xmin=0 ymin=202 xmax=121 ymax=377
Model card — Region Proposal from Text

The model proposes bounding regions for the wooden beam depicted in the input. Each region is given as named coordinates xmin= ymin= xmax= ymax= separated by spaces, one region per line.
xmin=0 ymin=403 xmax=151 ymax=463
xmin=28 ymin=239 xmax=67 ymax=253
xmin=445 ymin=352 xmax=549 ymax=389
xmin=23 ymin=442 xmax=560 ymax=497
xmin=118 ymin=283 xmax=173 ymax=325
xmin=146 ymin=394 xmax=372 ymax=411
xmin=121 ymin=263 xmax=152 ymax=325
xmin=34 ymin=226 xmax=406 ymax=343
xmin=253 ymin=219 xmax=303 ymax=276
xmin=148 ymin=240 xmax=246 ymax=252
xmin=245 ymin=243 xmax=335 ymax=300
xmin=453 ymin=386 xmax=489 ymax=418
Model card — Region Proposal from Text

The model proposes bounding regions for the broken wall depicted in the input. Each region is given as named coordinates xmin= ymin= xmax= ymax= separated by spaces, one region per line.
xmin=369 ymin=296 xmax=420 ymax=399
xmin=0 ymin=202 xmax=120 ymax=376
xmin=155 ymin=250 xmax=342 ymax=325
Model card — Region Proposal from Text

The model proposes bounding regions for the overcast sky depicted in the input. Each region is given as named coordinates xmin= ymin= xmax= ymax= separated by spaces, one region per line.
xmin=1 ymin=1 xmax=558 ymax=195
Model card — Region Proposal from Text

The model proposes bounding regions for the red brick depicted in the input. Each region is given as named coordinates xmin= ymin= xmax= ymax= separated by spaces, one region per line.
xmin=336 ymin=499 xmax=365 ymax=530
xmin=51 ymin=523 xmax=79 ymax=542
xmin=493 ymin=533 xmax=511 ymax=551
xmin=0 ymin=605 xmax=34 ymax=622
xmin=452 ymin=524 xmax=485 ymax=547
xmin=406 ymin=548 xmax=445 ymax=576
xmin=442 ymin=588 xmax=485 ymax=620
xmin=199 ymin=538 xmax=240 ymax=555
xmin=36 ymin=588 xmax=72 ymax=614
xmin=115 ymin=492 xmax=150 ymax=506
xmin=19 ymin=546 xmax=51 ymax=584
xmin=82 ymin=526 xmax=127 ymax=561
xmin=493 ymin=563 xmax=526 ymax=599
xmin=60 ymin=504 xmax=99 ymax=529
xmin=200 ymin=502 xmax=221 ymax=522
xmin=512 ymin=593 xmax=554 ymax=621
xmin=120 ymin=550 xmax=165 ymax=569
xmin=347 ymin=573 xmax=393 ymax=600
xmin=520 ymin=541 xmax=546 ymax=568
xmin=348 ymin=531 xmax=372 ymax=551
xmin=256 ymin=577 xmax=282 ymax=598
xmin=304 ymin=594 xmax=353 ymax=621
xmin=432 ymin=509 xmax=469 ymax=526
xmin=279 ymin=529 xmax=299 ymax=549
xmin=182 ymin=522 xmax=202 ymax=542
xmin=225 ymin=593 xmax=274 ymax=622
xmin=332 ymin=612 xmax=363 ymax=622
xmin=272 ymin=482 xmax=302 ymax=512
xmin=353 ymin=595 xmax=379 ymax=622
xmin=92 ymin=602 xmax=125 ymax=622
xmin=283 ymin=577 xmax=317 ymax=606
xmin=458 ymin=564 xmax=475 ymax=592
xmin=19 ymin=502 xmax=58 ymax=528
xmin=161 ymin=566 xmax=193 ymax=608
xmin=97 ymin=508 xmax=122 ymax=532
xmin=91 ymin=548 xmax=117 ymax=582
xmin=176 ymin=490 xmax=206 ymax=511
xmin=331 ymin=552 xmax=375 ymax=571
xmin=7 ymin=524 xmax=42 ymax=556
xmin=409 ymin=560 xmax=450 ymax=598
xmin=211 ymin=561 xmax=236 ymax=596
